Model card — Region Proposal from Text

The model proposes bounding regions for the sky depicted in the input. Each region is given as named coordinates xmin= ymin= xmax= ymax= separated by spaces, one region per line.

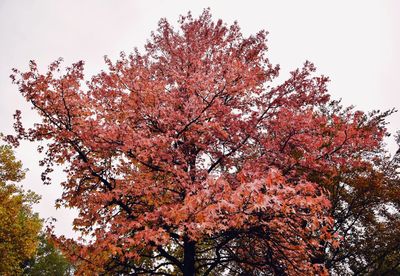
xmin=0 ymin=0 xmax=399 ymax=238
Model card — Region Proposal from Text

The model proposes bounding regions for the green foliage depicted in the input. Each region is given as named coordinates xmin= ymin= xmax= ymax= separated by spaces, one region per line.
xmin=22 ymin=234 xmax=74 ymax=276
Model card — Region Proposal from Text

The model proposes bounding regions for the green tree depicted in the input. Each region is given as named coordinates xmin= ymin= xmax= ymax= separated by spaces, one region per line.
xmin=22 ymin=233 xmax=74 ymax=276
xmin=0 ymin=144 xmax=42 ymax=275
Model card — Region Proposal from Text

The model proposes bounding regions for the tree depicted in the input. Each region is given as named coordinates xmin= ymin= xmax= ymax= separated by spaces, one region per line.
xmin=8 ymin=9 xmax=399 ymax=275
xmin=0 ymin=143 xmax=42 ymax=275
xmin=22 ymin=233 xmax=74 ymax=276
xmin=325 ymin=130 xmax=400 ymax=275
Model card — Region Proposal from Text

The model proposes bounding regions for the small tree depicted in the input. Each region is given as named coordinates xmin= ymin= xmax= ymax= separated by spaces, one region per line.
xmin=9 ymin=10 xmax=398 ymax=275
xmin=22 ymin=233 xmax=74 ymax=276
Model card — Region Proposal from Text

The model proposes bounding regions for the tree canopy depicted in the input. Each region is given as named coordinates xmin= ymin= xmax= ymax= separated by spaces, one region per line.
xmin=9 ymin=9 xmax=400 ymax=275
xmin=0 ymin=144 xmax=42 ymax=275
xmin=22 ymin=233 xmax=74 ymax=276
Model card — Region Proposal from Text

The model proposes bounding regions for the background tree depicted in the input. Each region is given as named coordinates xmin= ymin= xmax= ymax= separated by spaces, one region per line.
xmin=22 ymin=233 xmax=74 ymax=276
xmin=9 ymin=9 xmax=399 ymax=275
xmin=324 ymin=130 xmax=400 ymax=275
xmin=0 ymin=143 xmax=42 ymax=275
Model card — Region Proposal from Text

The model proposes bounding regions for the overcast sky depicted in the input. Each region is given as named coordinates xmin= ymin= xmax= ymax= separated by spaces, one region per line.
xmin=0 ymin=0 xmax=399 ymax=238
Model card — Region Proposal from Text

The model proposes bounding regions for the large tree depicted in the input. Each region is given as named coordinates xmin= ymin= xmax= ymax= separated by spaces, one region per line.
xmin=9 ymin=10 xmax=399 ymax=275
xmin=0 ymin=144 xmax=42 ymax=275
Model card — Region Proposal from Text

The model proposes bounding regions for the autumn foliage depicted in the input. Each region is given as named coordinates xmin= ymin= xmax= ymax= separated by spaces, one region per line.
xmin=0 ymin=144 xmax=42 ymax=275
xmin=9 ymin=10 xmax=400 ymax=275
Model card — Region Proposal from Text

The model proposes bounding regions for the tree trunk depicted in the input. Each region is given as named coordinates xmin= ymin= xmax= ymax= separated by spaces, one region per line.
xmin=183 ymin=237 xmax=196 ymax=276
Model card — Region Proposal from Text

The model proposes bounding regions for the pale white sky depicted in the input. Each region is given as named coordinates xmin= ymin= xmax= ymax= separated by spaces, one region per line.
xmin=0 ymin=0 xmax=399 ymax=238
